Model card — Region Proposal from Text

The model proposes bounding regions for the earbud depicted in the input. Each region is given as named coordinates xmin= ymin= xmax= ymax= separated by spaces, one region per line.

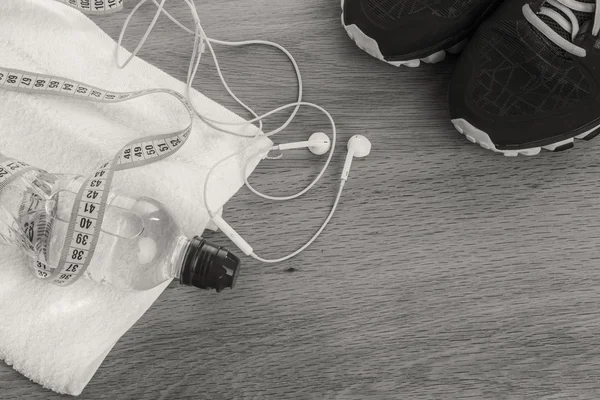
xmin=342 ymin=135 xmax=371 ymax=181
xmin=307 ymin=132 xmax=331 ymax=155
xmin=276 ymin=132 xmax=331 ymax=155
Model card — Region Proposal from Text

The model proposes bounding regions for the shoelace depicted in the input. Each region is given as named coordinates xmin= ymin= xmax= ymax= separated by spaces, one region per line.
xmin=523 ymin=0 xmax=600 ymax=57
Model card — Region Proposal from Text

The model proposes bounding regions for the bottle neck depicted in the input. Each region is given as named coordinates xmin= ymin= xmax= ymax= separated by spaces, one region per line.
xmin=174 ymin=236 xmax=241 ymax=292
xmin=170 ymin=235 xmax=192 ymax=280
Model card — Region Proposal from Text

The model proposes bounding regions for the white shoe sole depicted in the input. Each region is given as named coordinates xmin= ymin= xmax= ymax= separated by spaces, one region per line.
xmin=451 ymin=118 xmax=600 ymax=156
xmin=341 ymin=0 xmax=466 ymax=67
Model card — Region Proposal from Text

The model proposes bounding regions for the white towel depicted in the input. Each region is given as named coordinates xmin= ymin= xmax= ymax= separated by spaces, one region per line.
xmin=0 ymin=0 xmax=272 ymax=396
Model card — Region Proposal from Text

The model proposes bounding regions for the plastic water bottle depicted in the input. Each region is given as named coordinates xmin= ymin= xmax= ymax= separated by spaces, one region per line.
xmin=0 ymin=168 xmax=240 ymax=292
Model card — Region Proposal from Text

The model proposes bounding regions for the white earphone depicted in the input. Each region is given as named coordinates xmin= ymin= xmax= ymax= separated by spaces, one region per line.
xmin=277 ymin=132 xmax=331 ymax=155
xmin=211 ymin=133 xmax=371 ymax=263
xmin=117 ymin=0 xmax=372 ymax=264
xmin=343 ymin=135 xmax=372 ymax=181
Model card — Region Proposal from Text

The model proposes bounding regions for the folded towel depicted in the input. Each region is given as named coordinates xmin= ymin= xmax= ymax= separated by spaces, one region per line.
xmin=0 ymin=0 xmax=272 ymax=395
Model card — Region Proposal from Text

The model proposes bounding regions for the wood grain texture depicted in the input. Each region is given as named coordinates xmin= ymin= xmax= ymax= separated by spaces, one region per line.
xmin=4 ymin=0 xmax=600 ymax=398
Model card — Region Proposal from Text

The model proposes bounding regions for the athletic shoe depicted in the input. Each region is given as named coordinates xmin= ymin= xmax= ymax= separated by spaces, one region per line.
xmin=341 ymin=0 xmax=502 ymax=67
xmin=449 ymin=0 xmax=600 ymax=155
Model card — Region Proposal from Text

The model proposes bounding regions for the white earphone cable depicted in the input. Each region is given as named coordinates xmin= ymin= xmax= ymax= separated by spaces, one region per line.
xmin=201 ymin=101 xmax=344 ymax=262
xmin=118 ymin=0 xmax=343 ymax=263
xmin=119 ymin=0 xmax=304 ymax=137
xmin=251 ymin=181 xmax=345 ymax=263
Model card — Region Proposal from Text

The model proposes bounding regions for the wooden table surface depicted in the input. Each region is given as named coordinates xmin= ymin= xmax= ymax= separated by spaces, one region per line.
xmin=4 ymin=0 xmax=600 ymax=398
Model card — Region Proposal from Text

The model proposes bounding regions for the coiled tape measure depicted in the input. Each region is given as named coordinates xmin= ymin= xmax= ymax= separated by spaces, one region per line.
xmin=0 ymin=26 xmax=197 ymax=286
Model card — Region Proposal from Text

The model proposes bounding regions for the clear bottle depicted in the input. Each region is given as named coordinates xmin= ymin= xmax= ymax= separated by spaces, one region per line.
xmin=0 ymin=169 xmax=240 ymax=292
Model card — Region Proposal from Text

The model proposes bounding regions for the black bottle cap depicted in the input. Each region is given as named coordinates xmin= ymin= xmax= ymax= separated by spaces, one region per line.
xmin=180 ymin=236 xmax=240 ymax=292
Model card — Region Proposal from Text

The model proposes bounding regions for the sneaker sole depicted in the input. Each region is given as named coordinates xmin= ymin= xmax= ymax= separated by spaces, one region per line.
xmin=451 ymin=118 xmax=600 ymax=156
xmin=341 ymin=0 xmax=467 ymax=67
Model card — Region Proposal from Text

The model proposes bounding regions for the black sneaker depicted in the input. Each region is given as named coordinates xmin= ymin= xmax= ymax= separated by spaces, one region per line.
xmin=449 ymin=0 xmax=600 ymax=156
xmin=341 ymin=0 xmax=502 ymax=67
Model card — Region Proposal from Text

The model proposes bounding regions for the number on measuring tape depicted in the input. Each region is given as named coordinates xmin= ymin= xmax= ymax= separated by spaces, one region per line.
xmin=0 ymin=156 xmax=37 ymax=193
xmin=84 ymin=190 xmax=103 ymax=203
xmin=132 ymin=145 xmax=145 ymax=162
xmin=120 ymin=147 xmax=132 ymax=164
xmin=75 ymin=233 xmax=90 ymax=246
xmin=76 ymin=216 xmax=97 ymax=234
xmin=58 ymin=0 xmax=124 ymax=14
xmin=79 ymin=0 xmax=91 ymax=11
xmin=64 ymin=263 xmax=82 ymax=273
xmin=78 ymin=202 xmax=99 ymax=219
xmin=69 ymin=247 xmax=88 ymax=262
xmin=37 ymin=269 xmax=50 ymax=278
xmin=5 ymin=73 xmax=22 ymax=88
xmin=86 ymin=179 xmax=106 ymax=191
xmin=34 ymin=78 xmax=49 ymax=90
xmin=60 ymin=81 xmax=76 ymax=94
xmin=18 ymin=75 xmax=34 ymax=89
xmin=75 ymin=85 xmax=91 ymax=97
xmin=142 ymin=142 xmax=158 ymax=159
xmin=90 ymin=89 xmax=104 ymax=99
xmin=170 ymin=137 xmax=182 ymax=148
xmin=155 ymin=140 xmax=170 ymax=154
xmin=48 ymin=79 xmax=63 ymax=92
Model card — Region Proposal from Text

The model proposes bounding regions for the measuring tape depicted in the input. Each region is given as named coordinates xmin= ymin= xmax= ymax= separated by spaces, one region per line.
xmin=18 ymin=185 xmax=55 ymax=279
xmin=0 ymin=156 xmax=38 ymax=194
xmin=0 ymin=156 xmax=44 ymax=254
xmin=0 ymin=155 xmax=56 ymax=277
xmin=57 ymin=0 xmax=124 ymax=15
xmin=0 ymin=65 xmax=195 ymax=286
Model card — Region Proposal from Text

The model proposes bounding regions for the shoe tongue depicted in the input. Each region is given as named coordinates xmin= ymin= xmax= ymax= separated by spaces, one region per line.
xmin=580 ymin=19 xmax=593 ymax=35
